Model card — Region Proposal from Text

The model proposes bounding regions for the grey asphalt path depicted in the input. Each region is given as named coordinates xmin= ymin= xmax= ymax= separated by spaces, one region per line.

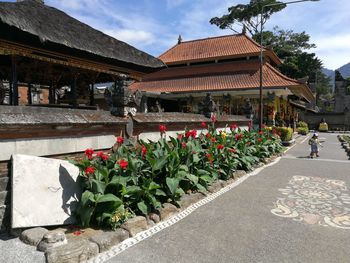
xmin=106 ymin=133 xmax=350 ymax=263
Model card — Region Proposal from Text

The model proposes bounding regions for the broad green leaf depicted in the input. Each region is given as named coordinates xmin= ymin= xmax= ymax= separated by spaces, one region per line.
xmin=137 ymin=201 xmax=149 ymax=215
xmin=185 ymin=173 xmax=199 ymax=184
xmin=166 ymin=177 xmax=179 ymax=196
xmin=96 ymin=194 xmax=122 ymax=205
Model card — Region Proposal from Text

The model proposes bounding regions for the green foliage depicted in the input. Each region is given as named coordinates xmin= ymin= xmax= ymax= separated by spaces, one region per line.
xmin=297 ymin=121 xmax=308 ymax=128
xmin=297 ymin=127 xmax=309 ymax=135
xmin=210 ymin=0 xmax=286 ymax=35
xmin=73 ymin=123 xmax=283 ymax=229
xmin=275 ymin=127 xmax=293 ymax=141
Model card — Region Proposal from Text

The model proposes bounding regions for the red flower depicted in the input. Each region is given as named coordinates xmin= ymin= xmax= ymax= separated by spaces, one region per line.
xmin=185 ymin=130 xmax=197 ymax=138
xmin=84 ymin=148 xmax=94 ymax=159
xmin=73 ymin=231 xmax=82 ymax=236
xmin=178 ymin=134 xmax=183 ymax=140
xmin=211 ymin=115 xmax=217 ymax=123
xmin=96 ymin=151 xmax=108 ymax=161
xmin=257 ymin=138 xmax=262 ymax=142
xmin=141 ymin=145 xmax=147 ymax=156
xmin=159 ymin=125 xmax=167 ymax=134
xmin=116 ymin=136 xmax=124 ymax=145
xmin=206 ymin=133 xmax=211 ymax=138
xmin=230 ymin=123 xmax=238 ymax=130
xmin=217 ymin=144 xmax=224 ymax=150
xmin=85 ymin=166 xmax=95 ymax=175
xmin=229 ymin=148 xmax=236 ymax=153
xmin=235 ymin=133 xmax=243 ymax=140
xmin=182 ymin=142 xmax=187 ymax=149
xmin=259 ymin=131 xmax=263 ymax=135
xmin=205 ymin=153 xmax=213 ymax=164
xmin=118 ymin=159 xmax=128 ymax=170
xmin=211 ymin=137 xmax=216 ymax=143
xmin=201 ymin=122 xmax=206 ymax=128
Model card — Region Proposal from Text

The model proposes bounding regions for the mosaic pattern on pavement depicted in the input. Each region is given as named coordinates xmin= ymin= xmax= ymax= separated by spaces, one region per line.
xmin=271 ymin=175 xmax=350 ymax=229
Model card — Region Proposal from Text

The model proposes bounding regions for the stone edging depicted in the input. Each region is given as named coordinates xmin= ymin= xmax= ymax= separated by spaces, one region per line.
xmin=87 ymin=155 xmax=282 ymax=263
xmin=337 ymin=135 xmax=350 ymax=159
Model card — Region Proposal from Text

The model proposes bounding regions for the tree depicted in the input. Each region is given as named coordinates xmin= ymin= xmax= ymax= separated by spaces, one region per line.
xmin=210 ymin=0 xmax=286 ymax=35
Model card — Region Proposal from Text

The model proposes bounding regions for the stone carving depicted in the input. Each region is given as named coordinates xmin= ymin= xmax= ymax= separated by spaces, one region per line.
xmin=271 ymin=175 xmax=350 ymax=229
xmin=199 ymin=93 xmax=219 ymax=117
xmin=242 ymin=98 xmax=254 ymax=118
xmin=104 ymin=76 xmax=143 ymax=117
xmin=149 ymin=100 xmax=164 ymax=113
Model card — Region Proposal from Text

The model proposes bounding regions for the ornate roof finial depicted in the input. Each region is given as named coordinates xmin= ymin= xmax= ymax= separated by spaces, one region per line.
xmin=178 ymin=34 xmax=182 ymax=44
xmin=242 ymin=25 xmax=247 ymax=34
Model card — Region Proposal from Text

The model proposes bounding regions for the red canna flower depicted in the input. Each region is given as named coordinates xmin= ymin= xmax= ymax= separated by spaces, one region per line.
xmin=235 ymin=133 xmax=243 ymax=140
xmin=259 ymin=131 xmax=263 ymax=135
xmin=118 ymin=159 xmax=128 ymax=170
xmin=205 ymin=153 xmax=213 ymax=164
xmin=116 ymin=136 xmax=124 ymax=146
xmin=141 ymin=145 xmax=147 ymax=156
xmin=185 ymin=130 xmax=197 ymax=138
xmin=178 ymin=134 xmax=183 ymax=140
xmin=230 ymin=123 xmax=238 ymax=130
xmin=96 ymin=151 xmax=108 ymax=161
xmin=84 ymin=148 xmax=94 ymax=159
xmin=211 ymin=137 xmax=216 ymax=143
xmin=182 ymin=142 xmax=187 ymax=149
xmin=257 ymin=138 xmax=262 ymax=142
xmin=229 ymin=148 xmax=236 ymax=153
xmin=206 ymin=133 xmax=211 ymax=138
xmin=217 ymin=144 xmax=224 ymax=150
xmin=85 ymin=166 xmax=95 ymax=175
xmin=201 ymin=122 xmax=206 ymax=128
xmin=159 ymin=125 xmax=167 ymax=134
xmin=211 ymin=115 xmax=217 ymax=123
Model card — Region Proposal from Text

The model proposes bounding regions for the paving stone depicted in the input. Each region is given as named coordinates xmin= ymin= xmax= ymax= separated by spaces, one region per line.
xmin=89 ymin=228 xmax=129 ymax=253
xmin=179 ymin=193 xmax=205 ymax=209
xmin=45 ymin=239 xmax=98 ymax=263
xmin=232 ymin=170 xmax=246 ymax=179
xmin=159 ymin=203 xmax=179 ymax=221
xmin=121 ymin=216 xmax=148 ymax=237
xmin=37 ymin=230 xmax=67 ymax=252
xmin=20 ymin=227 xmax=49 ymax=246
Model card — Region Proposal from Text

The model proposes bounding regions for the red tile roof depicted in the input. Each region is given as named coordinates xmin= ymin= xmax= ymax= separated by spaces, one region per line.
xmin=130 ymin=60 xmax=314 ymax=102
xmin=159 ymin=34 xmax=281 ymax=65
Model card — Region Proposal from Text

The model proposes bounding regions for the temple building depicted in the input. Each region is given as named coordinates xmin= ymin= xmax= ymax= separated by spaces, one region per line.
xmin=0 ymin=0 xmax=164 ymax=108
xmin=130 ymin=33 xmax=314 ymax=126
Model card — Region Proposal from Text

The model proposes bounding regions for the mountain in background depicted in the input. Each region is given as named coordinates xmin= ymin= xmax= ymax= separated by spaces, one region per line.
xmin=321 ymin=62 xmax=350 ymax=91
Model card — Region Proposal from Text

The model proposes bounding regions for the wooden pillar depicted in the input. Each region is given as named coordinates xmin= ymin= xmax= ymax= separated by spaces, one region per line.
xmin=71 ymin=75 xmax=77 ymax=108
xmin=27 ymin=83 xmax=32 ymax=105
xmin=11 ymin=56 xmax=18 ymax=105
xmin=89 ymin=82 xmax=95 ymax=106
xmin=49 ymin=81 xmax=55 ymax=104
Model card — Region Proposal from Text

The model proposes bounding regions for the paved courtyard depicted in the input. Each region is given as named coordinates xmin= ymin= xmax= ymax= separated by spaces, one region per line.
xmin=1 ymin=133 xmax=349 ymax=263
xmin=104 ymin=133 xmax=350 ymax=263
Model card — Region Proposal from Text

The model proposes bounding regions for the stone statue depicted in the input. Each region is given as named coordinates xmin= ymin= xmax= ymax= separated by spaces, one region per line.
xmin=150 ymin=100 xmax=164 ymax=113
xmin=200 ymin=93 xmax=218 ymax=117
xmin=242 ymin=99 xmax=253 ymax=119
xmin=104 ymin=76 xmax=142 ymax=117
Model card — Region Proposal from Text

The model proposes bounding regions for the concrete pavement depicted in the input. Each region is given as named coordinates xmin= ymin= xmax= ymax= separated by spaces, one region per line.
xmin=104 ymin=133 xmax=350 ymax=263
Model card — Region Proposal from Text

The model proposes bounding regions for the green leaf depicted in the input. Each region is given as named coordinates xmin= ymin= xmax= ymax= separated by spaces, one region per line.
xmin=79 ymin=206 xmax=94 ymax=227
xmin=155 ymin=189 xmax=167 ymax=196
xmin=137 ymin=201 xmax=149 ymax=215
xmin=96 ymin=194 xmax=122 ymax=205
xmin=185 ymin=173 xmax=199 ymax=184
xmin=91 ymin=179 xmax=106 ymax=194
xmin=152 ymin=154 xmax=168 ymax=172
xmin=166 ymin=177 xmax=179 ymax=196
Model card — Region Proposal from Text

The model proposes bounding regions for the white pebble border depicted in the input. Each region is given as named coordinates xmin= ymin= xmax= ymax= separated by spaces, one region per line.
xmin=87 ymin=156 xmax=282 ymax=263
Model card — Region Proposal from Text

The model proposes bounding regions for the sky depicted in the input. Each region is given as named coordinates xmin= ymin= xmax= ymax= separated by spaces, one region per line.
xmin=6 ymin=0 xmax=350 ymax=69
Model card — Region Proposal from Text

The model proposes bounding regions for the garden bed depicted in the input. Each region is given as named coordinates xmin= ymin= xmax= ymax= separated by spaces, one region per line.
xmin=338 ymin=135 xmax=350 ymax=158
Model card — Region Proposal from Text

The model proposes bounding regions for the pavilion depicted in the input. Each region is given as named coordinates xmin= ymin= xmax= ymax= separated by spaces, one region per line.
xmin=0 ymin=0 xmax=164 ymax=108
xmin=130 ymin=33 xmax=314 ymax=126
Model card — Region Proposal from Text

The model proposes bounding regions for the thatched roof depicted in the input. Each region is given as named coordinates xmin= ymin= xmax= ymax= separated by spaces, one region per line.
xmin=0 ymin=0 xmax=165 ymax=72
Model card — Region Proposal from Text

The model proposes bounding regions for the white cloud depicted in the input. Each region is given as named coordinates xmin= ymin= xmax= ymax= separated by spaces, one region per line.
xmin=104 ymin=29 xmax=155 ymax=46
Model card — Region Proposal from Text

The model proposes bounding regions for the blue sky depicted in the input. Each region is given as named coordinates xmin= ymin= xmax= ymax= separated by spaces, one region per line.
xmin=7 ymin=0 xmax=350 ymax=69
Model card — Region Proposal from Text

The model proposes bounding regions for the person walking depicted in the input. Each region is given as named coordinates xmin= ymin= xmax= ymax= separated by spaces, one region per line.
xmin=308 ymin=133 xmax=322 ymax=158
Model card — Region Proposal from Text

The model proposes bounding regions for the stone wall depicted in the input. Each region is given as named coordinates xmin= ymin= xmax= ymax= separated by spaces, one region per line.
xmin=300 ymin=111 xmax=350 ymax=130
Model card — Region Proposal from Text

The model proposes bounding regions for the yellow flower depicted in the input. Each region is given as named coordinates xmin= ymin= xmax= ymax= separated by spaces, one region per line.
xmin=221 ymin=132 xmax=227 ymax=138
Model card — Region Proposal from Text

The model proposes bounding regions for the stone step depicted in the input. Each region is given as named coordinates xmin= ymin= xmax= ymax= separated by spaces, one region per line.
xmin=0 ymin=177 xmax=9 ymax=192
xmin=0 ymin=191 xmax=9 ymax=206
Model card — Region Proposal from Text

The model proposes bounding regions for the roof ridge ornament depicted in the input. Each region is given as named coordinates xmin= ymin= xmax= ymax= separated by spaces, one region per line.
xmin=178 ymin=35 xmax=182 ymax=44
